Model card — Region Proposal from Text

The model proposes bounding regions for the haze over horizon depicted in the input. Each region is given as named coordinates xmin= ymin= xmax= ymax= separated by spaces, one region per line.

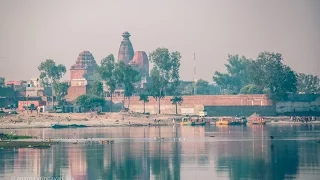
xmin=0 ymin=0 xmax=319 ymax=82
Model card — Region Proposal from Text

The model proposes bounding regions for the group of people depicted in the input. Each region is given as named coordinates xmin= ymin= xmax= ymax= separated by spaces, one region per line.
xmin=290 ymin=116 xmax=317 ymax=122
xmin=153 ymin=118 xmax=161 ymax=123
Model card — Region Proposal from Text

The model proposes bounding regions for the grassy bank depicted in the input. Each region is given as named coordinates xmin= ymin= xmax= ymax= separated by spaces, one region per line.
xmin=0 ymin=141 xmax=53 ymax=149
xmin=0 ymin=133 xmax=33 ymax=140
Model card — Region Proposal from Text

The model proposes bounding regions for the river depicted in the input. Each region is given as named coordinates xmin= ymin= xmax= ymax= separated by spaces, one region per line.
xmin=0 ymin=125 xmax=320 ymax=180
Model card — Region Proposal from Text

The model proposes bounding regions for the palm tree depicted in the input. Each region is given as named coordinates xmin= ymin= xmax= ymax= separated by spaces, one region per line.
xmin=139 ymin=93 xmax=149 ymax=114
xmin=170 ymin=96 xmax=183 ymax=115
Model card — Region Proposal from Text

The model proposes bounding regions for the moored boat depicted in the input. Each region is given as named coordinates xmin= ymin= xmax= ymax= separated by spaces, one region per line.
xmin=205 ymin=117 xmax=217 ymax=125
xmin=190 ymin=117 xmax=206 ymax=126
xmin=51 ymin=124 xmax=68 ymax=128
xmin=51 ymin=124 xmax=88 ymax=129
xmin=180 ymin=116 xmax=207 ymax=126
xmin=180 ymin=117 xmax=192 ymax=125
xmin=216 ymin=117 xmax=230 ymax=125
xmin=191 ymin=121 xmax=206 ymax=126
xmin=216 ymin=117 xmax=247 ymax=125
xmin=230 ymin=117 xmax=247 ymax=125
xmin=247 ymin=113 xmax=266 ymax=125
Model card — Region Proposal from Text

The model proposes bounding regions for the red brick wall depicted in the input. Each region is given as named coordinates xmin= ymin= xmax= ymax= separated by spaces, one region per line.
xmin=66 ymin=86 xmax=87 ymax=101
xmin=107 ymin=95 xmax=272 ymax=106
xmin=70 ymin=69 xmax=86 ymax=80
xmin=106 ymin=95 xmax=273 ymax=114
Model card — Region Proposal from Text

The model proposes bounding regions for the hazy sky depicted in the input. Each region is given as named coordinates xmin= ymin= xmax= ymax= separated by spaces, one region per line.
xmin=0 ymin=0 xmax=319 ymax=81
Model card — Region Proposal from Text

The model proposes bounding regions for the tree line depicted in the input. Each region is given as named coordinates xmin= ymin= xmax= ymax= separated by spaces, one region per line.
xmin=2 ymin=50 xmax=319 ymax=113
xmin=36 ymin=48 xmax=182 ymax=113
xmin=213 ymin=52 xmax=320 ymax=101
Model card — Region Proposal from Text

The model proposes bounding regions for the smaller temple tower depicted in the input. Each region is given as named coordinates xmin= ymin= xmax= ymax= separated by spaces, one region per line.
xmin=67 ymin=51 xmax=97 ymax=101
xmin=129 ymin=51 xmax=149 ymax=76
xmin=118 ymin=31 xmax=134 ymax=64
xmin=129 ymin=51 xmax=150 ymax=89
xmin=70 ymin=51 xmax=97 ymax=86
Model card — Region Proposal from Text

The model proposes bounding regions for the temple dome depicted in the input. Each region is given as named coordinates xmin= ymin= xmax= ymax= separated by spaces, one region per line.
xmin=129 ymin=51 xmax=149 ymax=75
xmin=71 ymin=51 xmax=97 ymax=70
xmin=118 ymin=31 xmax=134 ymax=64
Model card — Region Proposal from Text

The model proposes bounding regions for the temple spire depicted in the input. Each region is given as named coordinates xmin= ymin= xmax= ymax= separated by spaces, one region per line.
xmin=118 ymin=31 xmax=134 ymax=64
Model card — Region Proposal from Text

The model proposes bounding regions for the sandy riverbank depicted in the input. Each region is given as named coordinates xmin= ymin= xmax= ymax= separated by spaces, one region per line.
xmin=0 ymin=112 xmax=318 ymax=129
xmin=0 ymin=111 xmax=179 ymax=129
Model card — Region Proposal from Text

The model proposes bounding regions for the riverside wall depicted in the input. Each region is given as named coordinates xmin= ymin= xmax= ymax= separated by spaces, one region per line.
xmin=106 ymin=94 xmax=320 ymax=116
xmin=106 ymin=95 xmax=274 ymax=115
xmin=276 ymin=94 xmax=320 ymax=116
xmin=204 ymin=106 xmax=276 ymax=116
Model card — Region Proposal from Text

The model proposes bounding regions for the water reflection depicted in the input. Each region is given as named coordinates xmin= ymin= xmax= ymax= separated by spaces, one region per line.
xmin=0 ymin=125 xmax=320 ymax=180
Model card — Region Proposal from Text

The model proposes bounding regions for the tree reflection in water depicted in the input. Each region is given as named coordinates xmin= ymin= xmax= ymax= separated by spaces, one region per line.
xmin=0 ymin=125 xmax=319 ymax=180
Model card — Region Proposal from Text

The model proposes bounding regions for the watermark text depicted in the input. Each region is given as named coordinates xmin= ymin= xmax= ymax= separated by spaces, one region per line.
xmin=11 ymin=176 xmax=74 ymax=180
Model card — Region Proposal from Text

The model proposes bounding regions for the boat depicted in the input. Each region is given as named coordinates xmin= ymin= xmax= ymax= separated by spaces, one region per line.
xmin=51 ymin=124 xmax=68 ymax=128
xmin=190 ymin=117 xmax=206 ymax=126
xmin=230 ymin=117 xmax=247 ymax=125
xmin=180 ymin=116 xmax=206 ymax=126
xmin=216 ymin=117 xmax=247 ymax=125
xmin=68 ymin=124 xmax=88 ymax=128
xmin=216 ymin=117 xmax=230 ymax=125
xmin=180 ymin=117 xmax=192 ymax=125
xmin=247 ymin=113 xmax=266 ymax=125
xmin=51 ymin=124 xmax=88 ymax=129
xmin=204 ymin=117 xmax=217 ymax=125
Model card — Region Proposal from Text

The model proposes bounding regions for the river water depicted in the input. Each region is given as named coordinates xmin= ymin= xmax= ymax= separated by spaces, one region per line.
xmin=0 ymin=125 xmax=320 ymax=180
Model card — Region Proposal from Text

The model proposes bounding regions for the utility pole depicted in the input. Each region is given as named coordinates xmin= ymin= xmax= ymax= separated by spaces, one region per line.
xmin=26 ymin=95 xmax=29 ymax=114
xmin=193 ymin=53 xmax=197 ymax=95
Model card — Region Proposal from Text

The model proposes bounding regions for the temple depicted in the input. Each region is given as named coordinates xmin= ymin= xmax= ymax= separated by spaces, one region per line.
xmin=116 ymin=32 xmax=150 ymax=92
xmin=70 ymin=51 xmax=97 ymax=86
xmin=129 ymin=51 xmax=149 ymax=76
xmin=67 ymin=51 xmax=98 ymax=101
xmin=118 ymin=32 xmax=134 ymax=64
xmin=66 ymin=32 xmax=150 ymax=100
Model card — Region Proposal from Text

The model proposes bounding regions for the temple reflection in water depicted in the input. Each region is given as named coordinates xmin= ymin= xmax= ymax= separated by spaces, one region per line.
xmin=0 ymin=125 xmax=320 ymax=180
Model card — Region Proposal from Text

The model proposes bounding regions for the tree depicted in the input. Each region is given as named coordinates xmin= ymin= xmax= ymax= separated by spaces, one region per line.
xmin=213 ymin=55 xmax=252 ymax=94
xmin=149 ymin=67 xmax=165 ymax=114
xmin=87 ymin=81 xmax=104 ymax=97
xmin=195 ymin=79 xmax=210 ymax=95
xmin=139 ymin=93 xmax=149 ymax=114
xmin=53 ymin=82 xmax=69 ymax=106
xmin=149 ymin=48 xmax=181 ymax=114
xmin=115 ymin=62 xmax=140 ymax=109
xmin=249 ymin=52 xmax=297 ymax=101
xmin=208 ymin=84 xmax=221 ymax=95
xmin=0 ymin=77 xmax=5 ymax=87
xmin=181 ymin=83 xmax=194 ymax=95
xmin=76 ymin=94 xmax=106 ymax=112
xmin=99 ymin=54 xmax=117 ymax=112
xmin=240 ymin=84 xmax=263 ymax=94
xmin=296 ymin=73 xmax=320 ymax=94
xmin=38 ymin=59 xmax=66 ymax=106
xmin=170 ymin=96 xmax=183 ymax=115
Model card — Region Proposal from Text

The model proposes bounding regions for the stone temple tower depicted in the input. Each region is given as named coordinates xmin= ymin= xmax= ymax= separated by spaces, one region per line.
xmin=118 ymin=31 xmax=134 ymax=64
xmin=129 ymin=51 xmax=149 ymax=76
xmin=70 ymin=50 xmax=97 ymax=86
xmin=66 ymin=50 xmax=98 ymax=101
